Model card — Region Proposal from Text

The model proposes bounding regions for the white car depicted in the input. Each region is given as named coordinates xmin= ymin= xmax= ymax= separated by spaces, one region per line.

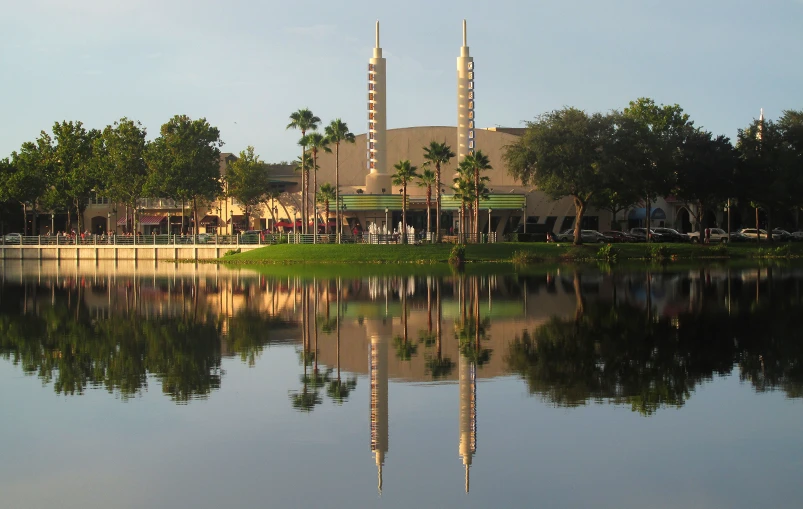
xmin=688 ymin=228 xmax=729 ymax=244
xmin=3 ymin=233 xmax=22 ymax=244
xmin=792 ymin=231 xmax=803 ymax=242
xmin=738 ymin=228 xmax=781 ymax=241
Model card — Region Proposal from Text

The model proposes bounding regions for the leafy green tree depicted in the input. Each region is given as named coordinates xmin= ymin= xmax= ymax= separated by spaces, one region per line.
xmin=462 ymin=150 xmax=493 ymax=236
xmin=504 ymin=108 xmax=615 ymax=245
xmin=673 ymin=130 xmax=737 ymax=232
xmin=736 ymin=117 xmax=787 ymax=240
xmin=95 ymin=118 xmax=148 ymax=233
xmin=317 ymin=183 xmax=336 ymax=234
xmin=777 ymin=109 xmax=803 ymax=228
xmin=226 ymin=146 xmax=270 ymax=231
xmin=423 ymin=142 xmax=456 ymax=242
xmin=621 ymin=98 xmax=693 ymax=238
xmin=3 ymin=139 xmax=50 ymax=234
xmin=324 ymin=119 xmax=355 ymax=240
xmin=287 ymin=109 xmax=321 ymax=234
xmin=146 ymin=115 xmax=223 ymax=234
xmin=417 ymin=168 xmax=437 ymax=240
xmin=391 ymin=160 xmax=419 ymax=244
xmin=50 ymin=121 xmax=100 ymax=232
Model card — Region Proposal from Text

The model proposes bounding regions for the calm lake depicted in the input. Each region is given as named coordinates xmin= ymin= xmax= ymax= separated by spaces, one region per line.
xmin=1 ymin=260 xmax=802 ymax=509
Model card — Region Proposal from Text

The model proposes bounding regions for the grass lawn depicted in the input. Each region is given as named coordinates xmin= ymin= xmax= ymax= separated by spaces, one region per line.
xmin=217 ymin=241 xmax=803 ymax=266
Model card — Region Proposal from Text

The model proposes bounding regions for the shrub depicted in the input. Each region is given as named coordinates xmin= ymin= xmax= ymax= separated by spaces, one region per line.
xmin=224 ymin=248 xmax=242 ymax=256
xmin=773 ymin=244 xmax=792 ymax=257
xmin=511 ymin=250 xmax=537 ymax=265
xmin=449 ymin=244 xmax=466 ymax=266
xmin=596 ymin=244 xmax=618 ymax=262
xmin=649 ymin=245 xmax=669 ymax=260
xmin=709 ymin=244 xmax=728 ymax=257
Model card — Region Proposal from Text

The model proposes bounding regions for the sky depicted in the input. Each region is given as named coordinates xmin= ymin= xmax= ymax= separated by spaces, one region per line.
xmin=1 ymin=0 xmax=801 ymax=162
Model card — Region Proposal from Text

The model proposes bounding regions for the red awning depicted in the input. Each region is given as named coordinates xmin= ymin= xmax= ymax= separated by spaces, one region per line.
xmin=117 ymin=216 xmax=131 ymax=226
xmin=139 ymin=215 xmax=166 ymax=226
xmin=200 ymin=215 xmax=220 ymax=226
xmin=275 ymin=221 xmax=294 ymax=228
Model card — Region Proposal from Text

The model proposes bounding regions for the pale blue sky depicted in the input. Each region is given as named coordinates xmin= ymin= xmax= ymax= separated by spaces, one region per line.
xmin=1 ymin=0 xmax=801 ymax=162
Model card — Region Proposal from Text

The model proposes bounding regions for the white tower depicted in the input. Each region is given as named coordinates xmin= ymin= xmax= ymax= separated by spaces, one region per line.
xmin=366 ymin=21 xmax=391 ymax=194
xmin=370 ymin=333 xmax=389 ymax=494
xmin=457 ymin=19 xmax=475 ymax=162
xmin=458 ymin=353 xmax=477 ymax=493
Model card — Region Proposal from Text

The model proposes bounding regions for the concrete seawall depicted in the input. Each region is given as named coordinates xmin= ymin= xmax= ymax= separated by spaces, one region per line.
xmin=0 ymin=245 xmax=261 ymax=261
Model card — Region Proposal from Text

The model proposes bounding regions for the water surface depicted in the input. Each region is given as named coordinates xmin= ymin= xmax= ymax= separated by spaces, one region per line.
xmin=1 ymin=260 xmax=802 ymax=508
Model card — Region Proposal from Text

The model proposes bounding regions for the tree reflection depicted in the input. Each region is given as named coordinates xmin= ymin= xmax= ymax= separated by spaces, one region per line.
xmin=0 ymin=281 xmax=292 ymax=402
xmin=506 ymin=270 xmax=803 ymax=414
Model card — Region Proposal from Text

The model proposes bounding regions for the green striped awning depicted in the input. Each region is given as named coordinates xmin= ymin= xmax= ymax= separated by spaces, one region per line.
xmin=439 ymin=194 xmax=526 ymax=211
xmin=340 ymin=195 xmax=406 ymax=211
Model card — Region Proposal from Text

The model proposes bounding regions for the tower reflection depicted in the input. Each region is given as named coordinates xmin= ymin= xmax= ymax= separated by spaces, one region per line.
xmin=369 ymin=332 xmax=389 ymax=494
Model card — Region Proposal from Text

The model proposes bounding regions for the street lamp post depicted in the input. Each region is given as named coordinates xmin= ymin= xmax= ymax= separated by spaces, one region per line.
xmin=106 ymin=212 xmax=110 ymax=235
xmin=522 ymin=206 xmax=527 ymax=234
xmin=488 ymin=208 xmax=493 ymax=242
xmin=52 ymin=213 xmax=55 ymax=235
xmin=230 ymin=210 xmax=234 ymax=236
xmin=385 ymin=207 xmax=389 ymax=234
xmin=726 ymin=198 xmax=731 ymax=240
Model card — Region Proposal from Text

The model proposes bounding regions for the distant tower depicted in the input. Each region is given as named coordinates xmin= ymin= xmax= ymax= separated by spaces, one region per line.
xmin=458 ymin=353 xmax=477 ymax=493
xmin=366 ymin=21 xmax=391 ymax=194
xmin=757 ymin=108 xmax=765 ymax=141
xmin=370 ymin=334 xmax=389 ymax=495
xmin=457 ymin=19 xmax=475 ymax=162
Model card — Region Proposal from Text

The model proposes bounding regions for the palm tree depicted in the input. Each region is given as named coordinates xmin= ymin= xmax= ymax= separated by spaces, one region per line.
xmin=417 ymin=168 xmax=436 ymax=241
xmin=463 ymin=150 xmax=493 ymax=237
xmin=286 ymin=109 xmax=321 ymax=233
xmin=324 ymin=119 xmax=356 ymax=241
xmin=317 ymin=183 xmax=336 ymax=234
xmin=293 ymin=152 xmax=316 ymax=218
xmin=423 ymin=141 xmax=456 ymax=242
xmin=392 ymin=160 xmax=419 ymax=244
xmin=303 ymin=132 xmax=331 ymax=238
xmin=453 ymin=161 xmax=475 ymax=242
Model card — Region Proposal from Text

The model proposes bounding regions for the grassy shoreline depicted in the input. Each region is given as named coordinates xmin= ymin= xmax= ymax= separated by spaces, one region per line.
xmin=213 ymin=242 xmax=803 ymax=266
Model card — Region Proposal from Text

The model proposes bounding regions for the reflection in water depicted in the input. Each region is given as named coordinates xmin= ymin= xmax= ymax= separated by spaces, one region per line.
xmin=3 ymin=263 xmax=803 ymax=497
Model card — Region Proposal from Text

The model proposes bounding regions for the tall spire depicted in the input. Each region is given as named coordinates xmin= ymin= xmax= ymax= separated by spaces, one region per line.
xmin=456 ymin=19 xmax=475 ymax=161
xmin=376 ymin=20 xmax=380 ymax=48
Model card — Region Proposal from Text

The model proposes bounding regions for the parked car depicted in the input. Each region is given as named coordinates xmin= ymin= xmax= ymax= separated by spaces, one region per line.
xmin=629 ymin=228 xmax=665 ymax=242
xmin=3 ymin=233 xmax=22 ymax=244
xmin=602 ymin=230 xmax=639 ymax=243
xmin=792 ymin=231 xmax=803 ymax=242
xmin=738 ymin=228 xmax=781 ymax=241
xmin=556 ymin=229 xmax=612 ymax=243
xmin=688 ymin=228 xmax=729 ymax=244
xmin=772 ymin=229 xmax=793 ymax=242
xmin=730 ymin=231 xmax=750 ymax=242
xmin=652 ymin=227 xmax=691 ymax=243
xmin=176 ymin=233 xmax=211 ymax=244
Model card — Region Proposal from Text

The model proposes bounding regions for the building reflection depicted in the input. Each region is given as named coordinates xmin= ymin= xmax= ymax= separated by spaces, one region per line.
xmin=4 ymin=263 xmax=803 ymax=494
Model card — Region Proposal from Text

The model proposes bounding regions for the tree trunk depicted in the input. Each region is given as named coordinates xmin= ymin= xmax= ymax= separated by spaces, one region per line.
xmin=756 ymin=206 xmax=760 ymax=244
xmin=572 ymin=196 xmax=587 ymax=246
xmin=426 ymin=185 xmax=432 ymax=241
xmin=75 ymin=198 xmax=81 ymax=232
xmin=766 ymin=207 xmax=773 ymax=243
xmin=193 ymin=197 xmax=199 ymax=235
xmin=278 ymin=195 xmax=292 ymax=224
xmin=645 ymin=195 xmax=652 ymax=243
xmin=22 ymin=202 xmax=27 ymax=236
xmin=696 ymin=200 xmax=704 ymax=233
xmin=401 ymin=184 xmax=407 ymax=244
xmin=325 ymin=201 xmax=330 ymax=235
xmin=335 ymin=142 xmax=340 ymax=242
xmin=313 ymin=149 xmax=318 ymax=241
xmin=267 ymin=203 xmax=276 ymax=228
xmin=435 ymin=163 xmax=442 ymax=242
xmin=474 ymin=166 xmax=480 ymax=239
xmin=181 ymin=200 xmax=185 ymax=235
